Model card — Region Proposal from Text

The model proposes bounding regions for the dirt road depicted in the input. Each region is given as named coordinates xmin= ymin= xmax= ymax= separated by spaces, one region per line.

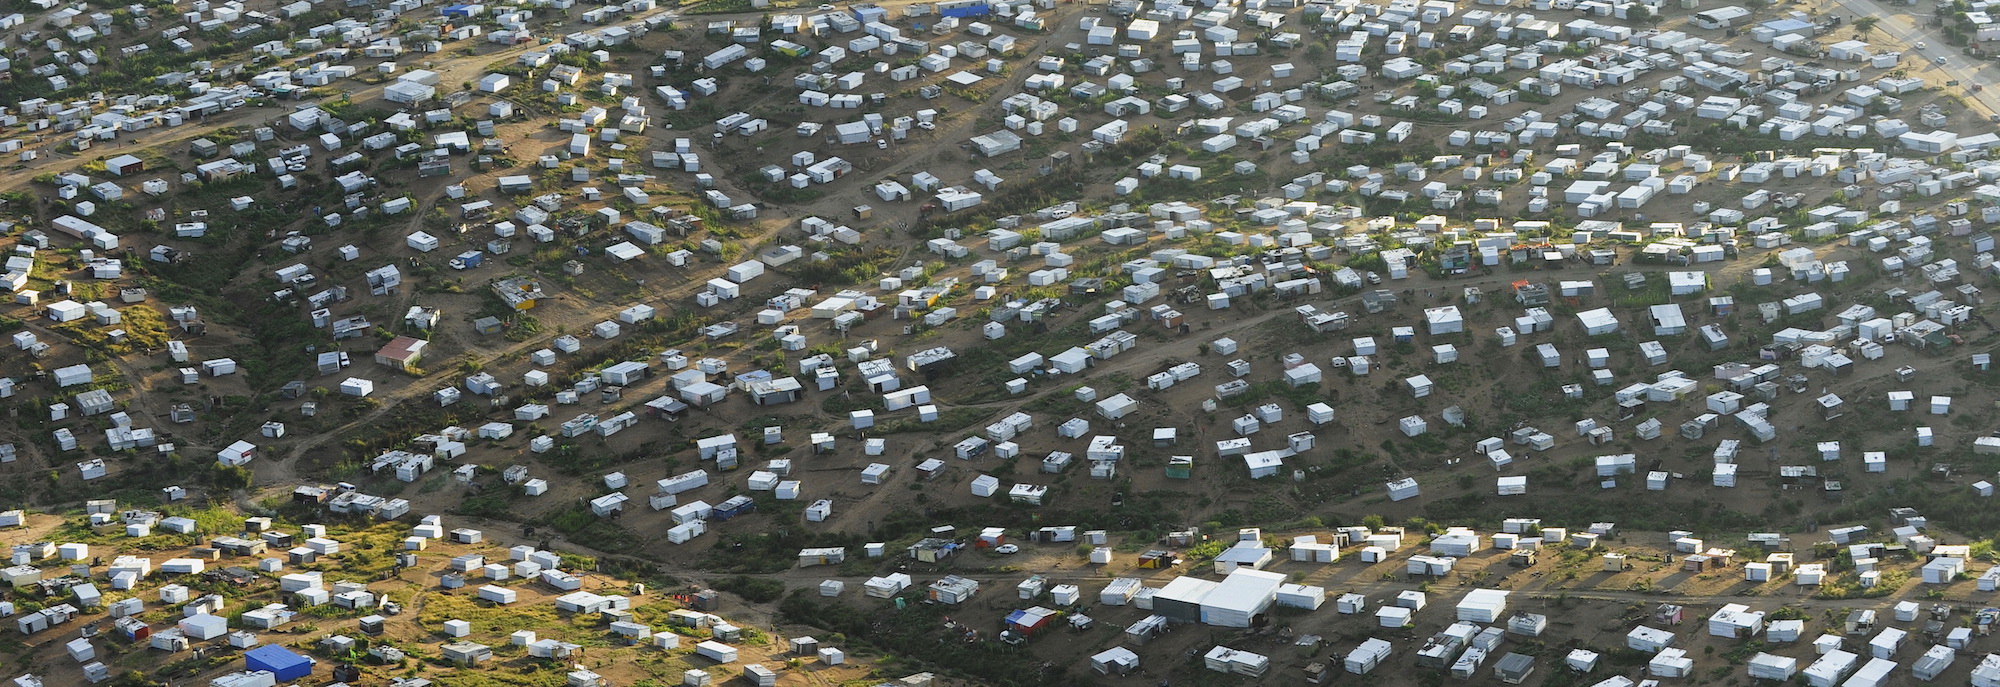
xmin=0 ymin=105 xmax=277 ymax=189
xmin=1820 ymin=0 xmax=2000 ymax=117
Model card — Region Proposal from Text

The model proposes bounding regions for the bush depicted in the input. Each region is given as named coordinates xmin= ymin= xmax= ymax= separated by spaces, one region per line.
xmin=711 ymin=575 xmax=785 ymax=603
xmin=781 ymin=592 xmax=1062 ymax=686
xmin=210 ymin=464 xmax=253 ymax=490
xmin=540 ymin=503 xmax=635 ymax=552
xmin=454 ymin=492 xmax=513 ymax=519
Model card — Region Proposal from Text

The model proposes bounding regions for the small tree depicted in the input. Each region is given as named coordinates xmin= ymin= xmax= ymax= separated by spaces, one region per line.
xmin=211 ymin=464 xmax=253 ymax=490
xmin=1854 ymin=16 xmax=1880 ymax=36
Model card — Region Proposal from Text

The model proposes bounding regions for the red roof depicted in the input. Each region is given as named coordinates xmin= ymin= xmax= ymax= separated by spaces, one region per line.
xmin=377 ymin=336 xmax=427 ymax=362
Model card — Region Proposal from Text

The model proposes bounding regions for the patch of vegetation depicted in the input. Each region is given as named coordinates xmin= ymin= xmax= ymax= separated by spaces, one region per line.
xmin=1423 ymin=493 xmax=1763 ymax=535
xmin=1815 ymin=569 xmax=1909 ymax=600
xmin=453 ymin=491 xmax=516 ymax=519
xmin=781 ymin=591 xmax=1064 ymax=687
xmin=540 ymin=502 xmax=638 ymax=553
xmin=873 ymin=407 xmax=997 ymax=435
xmin=701 ymin=528 xmax=859 ymax=575
xmin=682 ymin=0 xmax=760 ymax=14
xmin=710 ymin=575 xmax=786 ymax=603
xmin=417 ymin=587 xmax=609 ymax=649
xmin=1220 ymin=379 xmax=1329 ymax=409
xmin=784 ymin=247 xmax=899 ymax=286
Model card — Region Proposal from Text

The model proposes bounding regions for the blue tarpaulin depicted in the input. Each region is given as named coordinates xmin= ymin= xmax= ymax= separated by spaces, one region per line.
xmin=246 ymin=644 xmax=313 ymax=681
xmin=937 ymin=0 xmax=990 ymax=17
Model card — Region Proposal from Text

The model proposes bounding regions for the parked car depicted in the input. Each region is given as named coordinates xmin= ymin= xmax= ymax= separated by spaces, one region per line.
xmin=994 ymin=544 xmax=1020 ymax=554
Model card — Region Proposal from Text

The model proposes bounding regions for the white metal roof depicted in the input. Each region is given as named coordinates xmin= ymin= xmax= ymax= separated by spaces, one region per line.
xmin=1201 ymin=568 xmax=1284 ymax=613
xmin=1153 ymin=576 xmax=1218 ymax=604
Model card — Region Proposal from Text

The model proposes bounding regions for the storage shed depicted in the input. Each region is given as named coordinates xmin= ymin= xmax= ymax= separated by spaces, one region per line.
xmin=1091 ymin=646 xmax=1140 ymax=675
xmin=1347 ymin=638 xmax=1393 ymax=674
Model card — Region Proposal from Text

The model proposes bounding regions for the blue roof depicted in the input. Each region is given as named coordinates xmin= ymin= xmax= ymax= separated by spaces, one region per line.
xmin=1006 ymin=608 xmax=1053 ymax=625
xmin=246 ymin=644 xmax=312 ymax=680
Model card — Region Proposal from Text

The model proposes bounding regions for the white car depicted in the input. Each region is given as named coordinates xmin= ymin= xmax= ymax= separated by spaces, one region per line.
xmin=819 ymin=3 xmax=836 ymax=9
xmin=994 ymin=544 xmax=1020 ymax=554
xmin=1915 ymin=41 xmax=1927 ymax=50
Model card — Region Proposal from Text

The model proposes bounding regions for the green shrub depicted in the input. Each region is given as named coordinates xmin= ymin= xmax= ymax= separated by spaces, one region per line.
xmin=711 ymin=575 xmax=785 ymax=603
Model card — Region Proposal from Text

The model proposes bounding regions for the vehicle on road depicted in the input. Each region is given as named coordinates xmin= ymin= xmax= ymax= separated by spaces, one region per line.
xmin=995 ymin=544 xmax=1019 ymax=554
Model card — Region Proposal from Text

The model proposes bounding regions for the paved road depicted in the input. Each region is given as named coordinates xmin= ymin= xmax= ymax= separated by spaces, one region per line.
xmin=1822 ymin=0 xmax=2000 ymax=117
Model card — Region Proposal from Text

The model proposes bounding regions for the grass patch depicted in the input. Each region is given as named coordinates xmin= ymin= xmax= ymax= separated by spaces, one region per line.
xmin=454 ymin=491 xmax=518 ymax=519
xmin=1220 ymin=380 xmax=1329 ymax=409
xmin=418 ymin=588 xmax=609 ymax=644
xmin=1815 ymin=569 xmax=1909 ymax=600
xmin=710 ymin=575 xmax=785 ymax=603
xmin=781 ymin=592 xmax=1064 ymax=686
xmin=872 ymin=407 xmax=997 ymax=435
xmin=681 ymin=0 xmax=759 ymax=13
xmin=539 ymin=502 xmax=637 ymax=553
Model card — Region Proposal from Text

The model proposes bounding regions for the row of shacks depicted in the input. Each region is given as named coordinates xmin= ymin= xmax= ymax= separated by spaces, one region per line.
xmin=977 ymin=508 xmax=2000 ymax=682
xmin=714 ymin=230 xmax=1943 ymax=514
xmin=1319 ymin=267 xmax=1993 ymax=501
xmin=783 ymin=211 xmax=1991 ymax=514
